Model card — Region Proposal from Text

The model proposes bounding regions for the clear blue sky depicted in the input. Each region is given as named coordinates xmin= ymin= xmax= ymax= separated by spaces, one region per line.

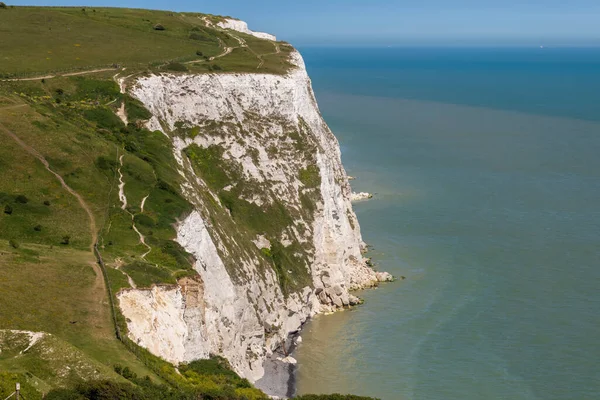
xmin=11 ymin=0 xmax=600 ymax=46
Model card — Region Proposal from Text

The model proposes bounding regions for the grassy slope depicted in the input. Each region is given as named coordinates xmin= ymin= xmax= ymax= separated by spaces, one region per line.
xmin=0 ymin=6 xmax=293 ymax=77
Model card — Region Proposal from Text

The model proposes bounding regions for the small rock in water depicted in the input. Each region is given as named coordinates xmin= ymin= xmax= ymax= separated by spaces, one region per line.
xmin=351 ymin=191 xmax=373 ymax=202
xmin=375 ymin=271 xmax=394 ymax=282
xmin=281 ymin=356 xmax=297 ymax=364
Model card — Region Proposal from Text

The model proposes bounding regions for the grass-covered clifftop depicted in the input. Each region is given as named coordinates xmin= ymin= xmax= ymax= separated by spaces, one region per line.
xmin=0 ymin=6 xmax=293 ymax=78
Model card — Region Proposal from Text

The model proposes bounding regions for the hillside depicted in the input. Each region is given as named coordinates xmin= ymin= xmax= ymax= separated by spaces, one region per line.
xmin=0 ymin=6 xmax=386 ymax=400
xmin=0 ymin=6 xmax=293 ymax=77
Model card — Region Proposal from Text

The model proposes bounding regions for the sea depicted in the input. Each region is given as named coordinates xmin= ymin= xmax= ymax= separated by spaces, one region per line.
xmin=293 ymin=47 xmax=600 ymax=400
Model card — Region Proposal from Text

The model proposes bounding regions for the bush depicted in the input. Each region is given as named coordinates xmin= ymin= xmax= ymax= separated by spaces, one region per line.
xmin=153 ymin=23 xmax=165 ymax=31
xmin=43 ymin=200 xmax=51 ymax=206
xmin=83 ymin=107 xmax=124 ymax=131
xmin=3 ymin=204 xmax=12 ymax=215
xmin=195 ymin=50 xmax=203 ymax=57
xmin=95 ymin=156 xmax=117 ymax=171
xmin=33 ymin=224 xmax=42 ymax=232
xmin=299 ymin=165 xmax=321 ymax=188
xmin=60 ymin=235 xmax=70 ymax=245
xmin=189 ymin=33 xmax=204 ymax=41
xmin=15 ymin=194 xmax=29 ymax=204
xmin=8 ymin=239 xmax=19 ymax=249
xmin=114 ymin=364 xmax=138 ymax=380
xmin=0 ymin=3 xmax=6 ymax=9
xmin=165 ymin=62 xmax=188 ymax=72
xmin=124 ymin=95 xmax=152 ymax=122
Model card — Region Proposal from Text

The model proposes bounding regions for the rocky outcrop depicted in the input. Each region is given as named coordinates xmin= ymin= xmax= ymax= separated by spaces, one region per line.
xmin=117 ymin=33 xmax=391 ymax=396
xmin=351 ymin=191 xmax=373 ymax=202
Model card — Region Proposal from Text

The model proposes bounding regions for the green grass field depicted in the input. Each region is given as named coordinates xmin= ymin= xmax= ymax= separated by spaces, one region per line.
xmin=0 ymin=6 xmax=293 ymax=77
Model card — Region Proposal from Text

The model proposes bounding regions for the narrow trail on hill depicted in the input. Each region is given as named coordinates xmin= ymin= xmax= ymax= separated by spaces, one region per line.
xmin=185 ymin=37 xmax=237 ymax=65
xmin=2 ymin=67 xmax=119 ymax=82
xmin=0 ymin=104 xmax=27 ymax=111
xmin=257 ymin=42 xmax=281 ymax=69
xmin=117 ymin=154 xmax=153 ymax=260
xmin=0 ymin=122 xmax=105 ymax=298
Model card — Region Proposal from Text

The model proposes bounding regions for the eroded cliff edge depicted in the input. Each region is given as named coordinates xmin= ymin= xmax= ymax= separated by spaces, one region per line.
xmin=116 ymin=48 xmax=391 ymax=396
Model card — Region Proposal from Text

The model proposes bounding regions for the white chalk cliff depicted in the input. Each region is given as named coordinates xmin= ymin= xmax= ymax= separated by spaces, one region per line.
xmin=216 ymin=18 xmax=277 ymax=41
xmin=116 ymin=34 xmax=391 ymax=396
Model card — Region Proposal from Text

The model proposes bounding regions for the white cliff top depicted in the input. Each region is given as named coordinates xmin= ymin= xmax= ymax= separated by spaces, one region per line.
xmin=216 ymin=18 xmax=277 ymax=41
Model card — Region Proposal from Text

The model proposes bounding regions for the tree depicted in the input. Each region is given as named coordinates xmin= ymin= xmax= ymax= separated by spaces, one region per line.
xmin=0 ymin=3 xmax=7 ymax=9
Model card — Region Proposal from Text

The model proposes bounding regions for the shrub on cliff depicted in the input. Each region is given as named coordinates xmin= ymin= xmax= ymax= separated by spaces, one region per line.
xmin=165 ymin=62 xmax=188 ymax=72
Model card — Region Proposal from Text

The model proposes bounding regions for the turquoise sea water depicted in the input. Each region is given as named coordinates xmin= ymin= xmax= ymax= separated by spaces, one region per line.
xmin=294 ymin=47 xmax=600 ymax=400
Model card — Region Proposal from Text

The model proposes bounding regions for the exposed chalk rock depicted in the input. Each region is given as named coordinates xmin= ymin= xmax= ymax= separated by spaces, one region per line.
xmin=118 ymin=47 xmax=391 ymax=396
xmin=351 ymin=192 xmax=373 ymax=202
xmin=216 ymin=18 xmax=277 ymax=41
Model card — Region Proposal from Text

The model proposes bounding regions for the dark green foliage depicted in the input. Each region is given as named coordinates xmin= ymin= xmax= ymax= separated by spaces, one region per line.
xmin=124 ymin=95 xmax=152 ymax=122
xmin=122 ymin=261 xmax=176 ymax=287
xmin=95 ymin=155 xmax=117 ymax=171
xmin=260 ymin=247 xmax=272 ymax=258
xmin=184 ymin=144 xmax=237 ymax=191
xmin=43 ymin=200 xmax=51 ymax=206
xmin=153 ymin=23 xmax=165 ymax=30
xmin=165 ymin=62 xmax=187 ymax=72
xmin=114 ymin=364 xmax=138 ymax=380
xmin=195 ymin=50 xmax=203 ymax=56
xmin=159 ymin=240 xmax=193 ymax=270
xmin=181 ymin=356 xmax=240 ymax=381
xmin=71 ymin=78 xmax=121 ymax=102
xmin=83 ymin=107 xmax=124 ymax=131
xmin=34 ymin=224 xmax=42 ymax=231
xmin=270 ymin=241 xmax=310 ymax=295
xmin=4 ymin=204 xmax=12 ymax=214
xmin=15 ymin=194 xmax=29 ymax=204
xmin=299 ymin=165 xmax=321 ymax=188
xmin=9 ymin=238 xmax=19 ymax=248
xmin=0 ymin=3 xmax=7 ymax=9
xmin=189 ymin=33 xmax=205 ymax=41
xmin=299 ymin=192 xmax=317 ymax=218
xmin=219 ymin=191 xmax=292 ymax=236
xmin=61 ymin=235 xmax=70 ymax=245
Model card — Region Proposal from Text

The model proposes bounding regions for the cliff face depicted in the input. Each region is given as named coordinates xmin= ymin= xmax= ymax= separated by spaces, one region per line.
xmin=116 ymin=49 xmax=390 ymax=393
